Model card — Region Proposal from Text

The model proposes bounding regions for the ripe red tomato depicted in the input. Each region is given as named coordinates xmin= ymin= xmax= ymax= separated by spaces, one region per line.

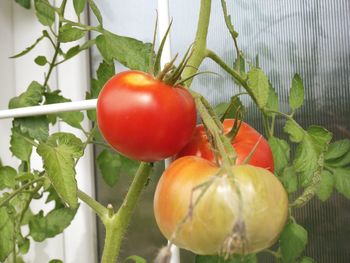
xmin=176 ymin=119 xmax=274 ymax=172
xmin=97 ymin=70 xmax=196 ymax=162
xmin=154 ymin=156 xmax=288 ymax=255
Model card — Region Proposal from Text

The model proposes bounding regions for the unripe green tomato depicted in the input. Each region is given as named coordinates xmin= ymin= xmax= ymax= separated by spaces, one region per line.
xmin=154 ymin=156 xmax=288 ymax=255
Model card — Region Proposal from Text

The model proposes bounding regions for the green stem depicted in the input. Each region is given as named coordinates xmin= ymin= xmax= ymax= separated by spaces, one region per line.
xmin=13 ymin=131 xmax=39 ymax=147
xmin=220 ymin=0 xmax=240 ymax=58
xmin=182 ymin=0 xmax=212 ymax=86
xmin=43 ymin=0 xmax=67 ymax=88
xmin=0 ymin=177 xmax=44 ymax=207
xmin=18 ymin=183 xmax=42 ymax=223
xmin=100 ymin=162 xmax=152 ymax=263
xmin=262 ymin=113 xmax=272 ymax=138
xmin=205 ymin=49 xmax=247 ymax=86
xmin=77 ymin=189 xmax=108 ymax=220
xmin=60 ymin=18 xmax=103 ymax=33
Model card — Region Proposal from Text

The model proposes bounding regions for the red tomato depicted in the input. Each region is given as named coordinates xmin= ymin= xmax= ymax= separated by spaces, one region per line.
xmin=154 ymin=156 xmax=288 ymax=255
xmin=97 ymin=70 xmax=196 ymax=162
xmin=176 ymin=119 xmax=274 ymax=172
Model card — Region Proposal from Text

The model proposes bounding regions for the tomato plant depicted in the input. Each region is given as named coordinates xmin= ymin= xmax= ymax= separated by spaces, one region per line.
xmin=176 ymin=119 xmax=274 ymax=172
xmin=1 ymin=0 xmax=349 ymax=262
xmin=97 ymin=70 xmax=196 ymax=162
xmin=154 ymin=156 xmax=288 ymax=255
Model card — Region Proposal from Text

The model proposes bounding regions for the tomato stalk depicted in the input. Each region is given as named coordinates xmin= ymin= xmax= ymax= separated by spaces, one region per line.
xmin=100 ymin=162 xmax=152 ymax=263
xmin=182 ymin=0 xmax=211 ymax=87
xmin=77 ymin=162 xmax=152 ymax=263
xmin=180 ymin=0 xmax=249 ymax=255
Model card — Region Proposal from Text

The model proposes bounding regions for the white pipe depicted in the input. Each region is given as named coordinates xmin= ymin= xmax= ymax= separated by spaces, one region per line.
xmin=0 ymin=99 xmax=97 ymax=119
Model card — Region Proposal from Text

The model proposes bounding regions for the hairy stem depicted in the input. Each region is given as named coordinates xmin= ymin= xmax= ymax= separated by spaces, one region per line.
xmin=43 ymin=0 xmax=67 ymax=88
xmin=100 ymin=162 xmax=152 ymax=263
xmin=77 ymin=190 xmax=108 ymax=220
xmin=205 ymin=49 xmax=248 ymax=88
xmin=182 ymin=0 xmax=212 ymax=87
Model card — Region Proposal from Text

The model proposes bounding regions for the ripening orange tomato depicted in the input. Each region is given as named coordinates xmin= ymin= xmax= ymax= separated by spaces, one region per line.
xmin=154 ymin=156 xmax=288 ymax=255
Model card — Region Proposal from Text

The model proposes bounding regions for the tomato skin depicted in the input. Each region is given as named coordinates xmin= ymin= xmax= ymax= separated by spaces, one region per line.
xmin=154 ymin=156 xmax=288 ymax=255
xmin=176 ymin=119 xmax=274 ymax=172
xmin=97 ymin=70 xmax=196 ymax=162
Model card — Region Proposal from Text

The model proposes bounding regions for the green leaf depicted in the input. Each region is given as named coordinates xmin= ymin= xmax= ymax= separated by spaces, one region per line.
xmin=34 ymin=0 xmax=55 ymax=26
xmin=97 ymin=60 xmax=115 ymax=87
xmin=15 ymin=0 xmax=31 ymax=9
xmin=29 ymin=207 xmax=78 ymax=242
xmin=195 ymin=254 xmax=256 ymax=263
xmin=299 ymin=257 xmax=316 ymax=263
xmin=0 ymin=207 xmax=15 ymax=262
xmin=316 ymin=170 xmax=334 ymax=201
xmin=280 ymin=166 xmax=298 ymax=194
xmin=265 ymin=84 xmax=279 ymax=115
xmin=280 ymin=223 xmax=308 ymax=263
xmin=96 ymin=32 xmax=153 ymax=71
xmin=233 ymin=54 xmax=245 ymax=76
xmin=246 ymin=67 xmax=270 ymax=109
xmin=283 ymin=120 xmax=304 ymax=143
xmin=326 ymin=151 xmax=350 ymax=168
xmin=10 ymin=34 xmax=45 ymax=58
xmin=13 ymin=116 xmax=49 ymax=141
xmin=289 ymin=74 xmax=304 ymax=110
xmin=0 ymin=166 xmax=17 ymax=190
xmin=325 ymin=139 xmax=350 ymax=160
xmin=59 ymin=25 xmax=86 ymax=43
xmin=45 ymin=186 xmax=65 ymax=209
xmin=34 ymin=55 xmax=47 ymax=66
xmin=294 ymin=126 xmax=332 ymax=186
xmin=86 ymin=61 xmax=115 ymax=121
xmin=15 ymin=256 xmax=26 ymax=263
xmin=214 ymin=96 xmax=244 ymax=120
xmin=268 ymin=137 xmax=290 ymax=174
xmin=73 ymin=0 xmax=86 ymax=16
xmin=21 ymin=208 xmax=34 ymax=226
xmin=10 ymin=127 xmax=33 ymax=161
xmin=64 ymin=39 xmax=96 ymax=60
xmin=125 ymin=255 xmax=147 ymax=263
xmin=37 ymin=133 xmax=84 ymax=208
xmin=18 ymin=238 xmax=30 ymax=254
xmin=97 ymin=150 xmax=139 ymax=187
xmin=87 ymin=0 xmax=103 ymax=25
xmin=49 ymin=260 xmax=64 ymax=263
xmin=45 ymin=90 xmax=84 ymax=128
xmin=64 ymin=45 xmax=80 ymax=60
xmin=333 ymin=168 xmax=350 ymax=199
xmin=9 ymin=81 xmax=44 ymax=109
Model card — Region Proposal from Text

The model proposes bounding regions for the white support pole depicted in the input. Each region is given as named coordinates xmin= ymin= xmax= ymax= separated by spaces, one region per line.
xmin=157 ymin=1 xmax=180 ymax=263
xmin=0 ymin=99 xmax=97 ymax=120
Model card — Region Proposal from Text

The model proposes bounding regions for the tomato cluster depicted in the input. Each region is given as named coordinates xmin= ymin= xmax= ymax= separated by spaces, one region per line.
xmin=153 ymin=122 xmax=288 ymax=255
xmin=97 ymin=70 xmax=287 ymax=256
xmin=176 ymin=119 xmax=274 ymax=172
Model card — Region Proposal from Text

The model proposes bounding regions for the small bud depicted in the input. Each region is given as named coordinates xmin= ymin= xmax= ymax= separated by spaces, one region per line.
xmin=107 ymin=203 xmax=114 ymax=217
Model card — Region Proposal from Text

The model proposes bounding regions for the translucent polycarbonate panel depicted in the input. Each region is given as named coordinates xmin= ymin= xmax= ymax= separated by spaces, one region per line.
xmin=169 ymin=0 xmax=350 ymax=262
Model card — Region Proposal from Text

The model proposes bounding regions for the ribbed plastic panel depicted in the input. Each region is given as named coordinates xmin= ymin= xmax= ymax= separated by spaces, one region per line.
xmin=170 ymin=0 xmax=350 ymax=262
